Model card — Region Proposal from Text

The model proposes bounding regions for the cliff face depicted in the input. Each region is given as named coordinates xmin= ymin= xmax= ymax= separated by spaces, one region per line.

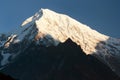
xmin=0 ymin=9 xmax=120 ymax=79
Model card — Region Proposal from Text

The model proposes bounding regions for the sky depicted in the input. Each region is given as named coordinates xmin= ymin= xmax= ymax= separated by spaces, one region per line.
xmin=0 ymin=0 xmax=120 ymax=38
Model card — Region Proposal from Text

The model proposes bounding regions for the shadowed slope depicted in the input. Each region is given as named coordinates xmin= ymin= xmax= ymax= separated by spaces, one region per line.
xmin=0 ymin=72 xmax=16 ymax=80
xmin=1 ymin=39 xmax=119 ymax=80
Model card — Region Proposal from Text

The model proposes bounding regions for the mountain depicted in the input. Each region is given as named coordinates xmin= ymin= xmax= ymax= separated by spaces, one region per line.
xmin=0 ymin=9 xmax=120 ymax=80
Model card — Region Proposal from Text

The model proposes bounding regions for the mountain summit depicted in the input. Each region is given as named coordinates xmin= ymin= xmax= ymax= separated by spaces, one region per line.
xmin=0 ymin=9 xmax=120 ymax=80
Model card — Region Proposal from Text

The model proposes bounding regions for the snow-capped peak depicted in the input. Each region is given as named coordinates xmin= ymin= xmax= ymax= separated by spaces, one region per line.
xmin=0 ymin=9 xmax=120 ymax=77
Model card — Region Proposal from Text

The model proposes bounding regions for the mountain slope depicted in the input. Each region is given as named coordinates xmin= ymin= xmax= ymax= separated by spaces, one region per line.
xmin=1 ymin=39 xmax=120 ymax=80
xmin=0 ymin=9 xmax=120 ymax=79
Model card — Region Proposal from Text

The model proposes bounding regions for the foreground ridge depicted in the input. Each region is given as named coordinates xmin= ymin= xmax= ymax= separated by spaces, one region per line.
xmin=0 ymin=9 xmax=120 ymax=77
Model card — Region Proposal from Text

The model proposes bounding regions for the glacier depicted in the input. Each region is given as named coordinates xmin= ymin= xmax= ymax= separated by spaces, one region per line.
xmin=0 ymin=8 xmax=120 ymax=77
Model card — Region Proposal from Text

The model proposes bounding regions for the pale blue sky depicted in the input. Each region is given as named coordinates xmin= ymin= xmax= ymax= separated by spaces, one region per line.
xmin=0 ymin=0 xmax=120 ymax=38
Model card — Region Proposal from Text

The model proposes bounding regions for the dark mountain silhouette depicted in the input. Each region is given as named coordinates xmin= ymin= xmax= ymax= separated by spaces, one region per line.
xmin=0 ymin=39 xmax=119 ymax=80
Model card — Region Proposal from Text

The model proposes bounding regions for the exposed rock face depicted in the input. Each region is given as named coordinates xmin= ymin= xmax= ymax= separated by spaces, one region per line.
xmin=0 ymin=9 xmax=120 ymax=79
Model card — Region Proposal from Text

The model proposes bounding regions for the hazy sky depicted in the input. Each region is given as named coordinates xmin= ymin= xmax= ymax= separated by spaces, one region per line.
xmin=0 ymin=0 xmax=120 ymax=38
